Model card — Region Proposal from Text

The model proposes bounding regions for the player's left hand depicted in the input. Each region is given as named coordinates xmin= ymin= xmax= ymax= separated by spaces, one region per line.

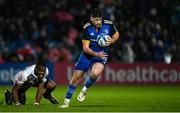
xmin=106 ymin=36 xmax=113 ymax=46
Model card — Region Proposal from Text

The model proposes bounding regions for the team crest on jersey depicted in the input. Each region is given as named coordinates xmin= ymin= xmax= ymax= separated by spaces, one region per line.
xmin=102 ymin=29 xmax=109 ymax=34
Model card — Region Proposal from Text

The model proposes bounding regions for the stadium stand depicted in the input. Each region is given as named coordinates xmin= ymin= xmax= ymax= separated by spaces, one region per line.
xmin=0 ymin=0 xmax=179 ymax=63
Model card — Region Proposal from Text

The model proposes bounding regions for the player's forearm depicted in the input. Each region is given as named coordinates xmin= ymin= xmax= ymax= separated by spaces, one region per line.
xmin=12 ymin=90 xmax=19 ymax=103
xmin=35 ymin=83 xmax=45 ymax=103
xmin=35 ymin=91 xmax=43 ymax=103
xmin=111 ymin=31 xmax=120 ymax=43
xmin=12 ymin=85 xmax=20 ymax=103
xmin=83 ymin=46 xmax=99 ymax=57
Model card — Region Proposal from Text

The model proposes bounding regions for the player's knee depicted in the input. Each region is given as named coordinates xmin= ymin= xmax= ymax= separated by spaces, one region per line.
xmin=70 ymin=78 xmax=78 ymax=85
xmin=70 ymin=71 xmax=84 ymax=85
xmin=51 ymin=83 xmax=56 ymax=89
xmin=91 ymin=71 xmax=100 ymax=78
xmin=70 ymin=76 xmax=81 ymax=85
xmin=47 ymin=80 xmax=56 ymax=89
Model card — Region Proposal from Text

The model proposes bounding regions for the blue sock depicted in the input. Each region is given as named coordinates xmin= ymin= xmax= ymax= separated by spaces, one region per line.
xmin=85 ymin=76 xmax=97 ymax=88
xmin=65 ymin=84 xmax=76 ymax=99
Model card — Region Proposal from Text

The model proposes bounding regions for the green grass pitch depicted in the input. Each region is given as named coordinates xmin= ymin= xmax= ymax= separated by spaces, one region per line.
xmin=0 ymin=84 xmax=180 ymax=112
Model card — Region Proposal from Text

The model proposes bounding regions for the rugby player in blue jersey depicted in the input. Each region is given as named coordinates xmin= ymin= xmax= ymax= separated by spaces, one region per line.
xmin=59 ymin=8 xmax=119 ymax=108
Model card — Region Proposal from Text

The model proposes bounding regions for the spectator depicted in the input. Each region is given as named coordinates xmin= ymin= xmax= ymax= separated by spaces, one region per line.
xmin=0 ymin=0 xmax=178 ymax=63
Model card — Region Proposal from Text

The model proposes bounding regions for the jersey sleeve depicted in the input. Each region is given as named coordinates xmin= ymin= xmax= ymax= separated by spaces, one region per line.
xmin=16 ymin=71 xmax=28 ymax=85
xmin=110 ymin=24 xmax=118 ymax=37
xmin=82 ymin=28 xmax=90 ymax=40
xmin=42 ymin=68 xmax=49 ymax=83
xmin=82 ymin=22 xmax=91 ymax=40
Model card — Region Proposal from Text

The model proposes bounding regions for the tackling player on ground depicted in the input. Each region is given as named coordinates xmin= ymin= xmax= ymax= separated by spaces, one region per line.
xmin=5 ymin=60 xmax=59 ymax=106
xmin=59 ymin=8 xmax=119 ymax=108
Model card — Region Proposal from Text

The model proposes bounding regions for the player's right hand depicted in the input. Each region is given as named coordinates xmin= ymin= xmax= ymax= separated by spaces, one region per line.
xmin=96 ymin=51 xmax=108 ymax=58
xmin=106 ymin=36 xmax=113 ymax=46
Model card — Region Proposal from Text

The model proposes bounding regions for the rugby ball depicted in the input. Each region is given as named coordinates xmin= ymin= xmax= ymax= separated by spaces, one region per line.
xmin=97 ymin=34 xmax=110 ymax=47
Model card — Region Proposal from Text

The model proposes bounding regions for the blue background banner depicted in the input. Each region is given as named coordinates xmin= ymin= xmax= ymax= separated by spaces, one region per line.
xmin=0 ymin=62 xmax=54 ymax=85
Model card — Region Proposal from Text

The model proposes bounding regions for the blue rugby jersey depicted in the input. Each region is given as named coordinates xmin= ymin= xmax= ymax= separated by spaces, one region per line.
xmin=82 ymin=19 xmax=117 ymax=55
xmin=75 ymin=20 xmax=118 ymax=71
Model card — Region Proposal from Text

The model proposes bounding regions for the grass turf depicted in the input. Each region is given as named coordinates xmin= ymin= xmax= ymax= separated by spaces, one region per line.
xmin=0 ymin=84 xmax=180 ymax=112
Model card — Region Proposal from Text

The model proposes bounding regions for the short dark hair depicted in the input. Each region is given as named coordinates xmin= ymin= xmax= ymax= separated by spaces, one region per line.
xmin=91 ymin=8 xmax=102 ymax=18
xmin=36 ymin=59 xmax=46 ymax=68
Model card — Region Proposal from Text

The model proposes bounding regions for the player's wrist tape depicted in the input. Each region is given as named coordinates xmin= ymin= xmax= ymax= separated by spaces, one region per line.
xmin=34 ymin=102 xmax=40 ymax=106
xmin=15 ymin=101 xmax=20 ymax=106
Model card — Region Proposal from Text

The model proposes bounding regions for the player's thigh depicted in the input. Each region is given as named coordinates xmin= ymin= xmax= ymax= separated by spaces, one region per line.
xmin=91 ymin=62 xmax=104 ymax=76
xmin=70 ymin=70 xmax=85 ymax=84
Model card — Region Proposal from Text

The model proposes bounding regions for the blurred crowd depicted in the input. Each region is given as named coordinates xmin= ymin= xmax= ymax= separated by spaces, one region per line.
xmin=0 ymin=0 xmax=179 ymax=63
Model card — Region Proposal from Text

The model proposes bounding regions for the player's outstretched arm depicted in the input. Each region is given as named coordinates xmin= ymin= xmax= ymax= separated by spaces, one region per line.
xmin=35 ymin=82 xmax=45 ymax=105
xmin=12 ymin=83 xmax=21 ymax=106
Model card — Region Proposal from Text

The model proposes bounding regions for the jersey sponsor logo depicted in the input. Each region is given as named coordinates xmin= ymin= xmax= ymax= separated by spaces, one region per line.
xmin=90 ymin=39 xmax=98 ymax=42
xmin=90 ymin=32 xmax=95 ymax=36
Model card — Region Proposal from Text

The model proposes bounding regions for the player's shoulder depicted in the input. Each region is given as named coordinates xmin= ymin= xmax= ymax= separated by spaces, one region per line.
xmin=104 ymin=19 xmax=113 ymax=25
xmin=45 ymin=67 xmax=49 ymax=75
xmin=83 ymin=22 xmax=91 ymax=29
xmin=23 ymin=65 xmax=35 ymax=72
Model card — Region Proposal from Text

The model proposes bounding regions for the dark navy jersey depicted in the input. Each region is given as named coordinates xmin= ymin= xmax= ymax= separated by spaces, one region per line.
xmin=82 ymin=19 xmax=117 ymax=55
